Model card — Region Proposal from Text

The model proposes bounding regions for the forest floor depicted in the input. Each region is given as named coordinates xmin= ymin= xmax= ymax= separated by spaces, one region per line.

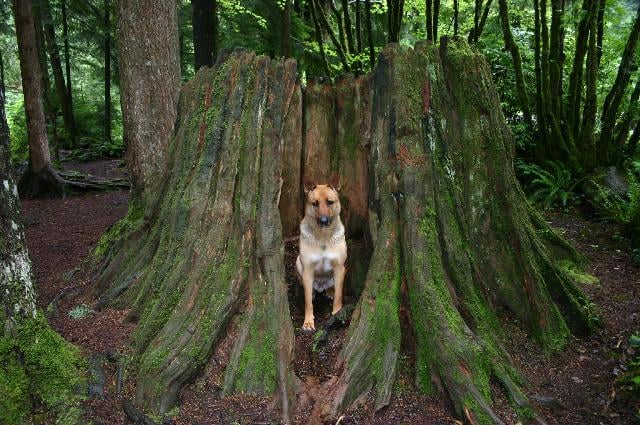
xmin=19 ymin=159 xmax=640 ymax=424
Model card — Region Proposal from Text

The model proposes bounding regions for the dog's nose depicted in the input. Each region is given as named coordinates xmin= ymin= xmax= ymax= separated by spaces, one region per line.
xmin=318 ymin=216 xmax=331 ymax=226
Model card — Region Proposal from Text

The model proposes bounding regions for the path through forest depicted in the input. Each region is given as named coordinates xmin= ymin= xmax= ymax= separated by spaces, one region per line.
xmin=19 ymin=160 xmax=640 ymax=424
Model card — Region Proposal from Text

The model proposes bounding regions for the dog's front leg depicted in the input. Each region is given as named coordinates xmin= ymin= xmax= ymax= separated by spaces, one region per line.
xmin=332 ymin=262 xmax=345 ymax=315
xmin=301 ymin=266 xmax=315 ymax=331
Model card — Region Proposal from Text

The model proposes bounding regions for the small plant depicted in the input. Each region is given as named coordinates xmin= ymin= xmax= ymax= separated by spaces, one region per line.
xmin=68 ymin=304 xmax=94 ymax=319
xmin=517 ymin=160 xmax=583 ymax=210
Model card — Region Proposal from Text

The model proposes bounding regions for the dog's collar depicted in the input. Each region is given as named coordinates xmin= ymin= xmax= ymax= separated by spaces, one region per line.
xmin=300 ymin=223 xmax=345 ymax=247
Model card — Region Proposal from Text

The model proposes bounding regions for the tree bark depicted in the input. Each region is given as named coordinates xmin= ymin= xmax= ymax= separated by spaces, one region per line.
xmin=0 ymin=74 xmax=37 ymax=329
xmin=566 ymin=0 xmax=591 ymax=141
xmin=342 ymin=0 xmax=355 ymax=55
xmin=425 ymin=0 xmax=433 ymax=41
xmin=314 ymin=0 xmax=350 ymax=73
xmin=598 ymin=3 xmax=640 ymax=164
xmin=95 ymin=41 xmax=595 ymax=424
xmin=39 ymin=0 xmax=77 ymax=147
xmin=497 ymin=0 xmax=532 ymax=126
xmin=282 ymin=0 xmax=293 ymax=57
xmin=104 ymin=0 xmax=111 ymax=145
xmin=13 ymin=0 xmax=64 ymax=198
xmin=192 ymin=0 xmax=217 ymax=69
xmin=613 ymin=76 xmax=640 ymax=162
xmin=309 ymin=0 xmax=331 ymax=76
xmin=468 ymin=0 xmax=493 ymax=43
xmin=365 ymin=0 xmax=375 ymax=67
xmin=61 ymin=0 xmax=72 ymax=106
xmin=117 ymin=0 xmax=181 ymax=198
xmin=432 ymin=0 xmax=440 ymax=41
xmin=579 ymin=0 xmax=599 ymax=168
xmin=355 ymin=0 xmax=362 ymax=53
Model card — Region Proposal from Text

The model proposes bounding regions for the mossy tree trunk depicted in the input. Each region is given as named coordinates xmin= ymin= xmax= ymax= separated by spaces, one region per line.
xmin=13 ymin=0 xmax=64 ymax=198
xmin=96 ymin=41 xmax=595 ymax=423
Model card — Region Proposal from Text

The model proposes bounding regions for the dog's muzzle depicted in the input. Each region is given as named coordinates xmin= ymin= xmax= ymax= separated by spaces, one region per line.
xmin=318 ymin=216 xmax=332 ymax=227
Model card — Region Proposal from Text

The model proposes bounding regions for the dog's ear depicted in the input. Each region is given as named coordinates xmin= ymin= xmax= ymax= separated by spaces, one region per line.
xmin=328 ymin=174 xmax=341 ymax=192
xmin=303 ymin=181 xmax=316 ymax=195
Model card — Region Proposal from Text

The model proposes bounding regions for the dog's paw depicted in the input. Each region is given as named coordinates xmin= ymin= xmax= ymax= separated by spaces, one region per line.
xmin=302 ymin=319 xmax=315 ymax=331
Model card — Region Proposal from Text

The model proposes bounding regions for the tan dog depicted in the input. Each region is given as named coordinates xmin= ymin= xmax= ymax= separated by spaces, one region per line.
xmin=296 ymin=183 xmax=347 ymax=331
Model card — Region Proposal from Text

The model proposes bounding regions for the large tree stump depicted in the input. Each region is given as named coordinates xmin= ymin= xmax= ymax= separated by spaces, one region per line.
xmin=94 ymin=41 xmax=596 ymax=424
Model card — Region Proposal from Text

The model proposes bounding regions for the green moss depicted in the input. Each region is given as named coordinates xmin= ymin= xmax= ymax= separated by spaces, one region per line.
xmin=0 ymin=312 xmax=86 ymax=424
xmin=556 ymin=259 xmax=599 ymax=285
xmin=92 ymin=199 xmax=145 ymax=260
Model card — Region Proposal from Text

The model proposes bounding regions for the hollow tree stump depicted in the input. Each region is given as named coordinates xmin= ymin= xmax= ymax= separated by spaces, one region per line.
xmin=94 ymin=40 xmax=596 ymax=424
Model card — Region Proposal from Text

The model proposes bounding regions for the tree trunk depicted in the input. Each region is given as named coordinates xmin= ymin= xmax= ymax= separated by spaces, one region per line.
xmin=425 ymin=0 xmax=433 ymax=41
xmin=13 ymin=0 xmax=64 ymax=198
xmin=342 ymin=0 xmax=355 ymax=55
xmin=365 ymin=0 xmax=375 ymax=67
xmin=117 ymin=0 xmax=181 ymax=198
xmin=432 ymin=0 xmax=440 ymax=41
xmin=192 ymin=0 xmax=218 ymax=69
xmin=613 ymin=77 xmax=640 ymax=162
xmin=61 ymin=0 xmax=72 ymax=106
xmin=282 ymin=0 xmax=292 ymax=57
xmin=467 ymin=0 xmax=493 ymax=43
xmin=497 ymin=0 xmax=532 ymax=126
xmin=104 ymin=0 xmax=111 ymax=145
xmin=94 ymin=40 xmax=595 ymax=423
xmin=0 ymin=82 xmax=37 ymax=329
xmin=39 ymin=0 xmax=77 ymax=147
xmin=355 ymin=0 xmax=362 ymax=53
xmin=566 ymin=0 xmax=591 ymax=141
xmin=579 ymin=0 xmax=599 ymax=168
xmin=598 ymin=3 xmax=640 ymax=164
xmin=310 ymin=0 xmax=331 ymax=76
xmin=315 ymin=0 xmax=350 ymax=73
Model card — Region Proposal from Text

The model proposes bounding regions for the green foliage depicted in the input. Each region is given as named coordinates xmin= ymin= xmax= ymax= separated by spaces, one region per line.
xmin=0 ymin=312 xmax=86 ymax=425
xmin=67 ymin=304 xmax=94 ymax=319
xmin=517 ymin=160 xmax=583 ymax=210
xmin=6 ymin=95 xmax=28 ymax=163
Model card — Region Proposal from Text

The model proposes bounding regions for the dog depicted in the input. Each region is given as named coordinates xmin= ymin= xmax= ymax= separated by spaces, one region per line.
xmin=296 ymin=182 xmax=347 ymax=331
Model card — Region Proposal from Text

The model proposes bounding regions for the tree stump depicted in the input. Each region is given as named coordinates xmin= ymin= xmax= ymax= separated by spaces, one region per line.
xmin=94 ymin=40 xmax=597 ymax=424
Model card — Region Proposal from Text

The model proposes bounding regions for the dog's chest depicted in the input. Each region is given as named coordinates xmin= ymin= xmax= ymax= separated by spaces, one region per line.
xmin=308 ymin=249 xmax=338 ymax=275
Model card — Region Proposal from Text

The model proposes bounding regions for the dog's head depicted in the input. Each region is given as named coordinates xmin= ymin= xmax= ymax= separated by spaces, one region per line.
xmin=304 ymin=181 xmax=341 ymax=228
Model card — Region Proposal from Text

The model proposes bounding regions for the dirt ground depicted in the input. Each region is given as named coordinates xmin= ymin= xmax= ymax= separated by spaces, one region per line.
xmin=19 ymin=160 xmax=640 ymax=424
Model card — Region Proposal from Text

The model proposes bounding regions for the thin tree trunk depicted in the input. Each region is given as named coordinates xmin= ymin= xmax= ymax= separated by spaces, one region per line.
xmin=282 ymin=0 xmax=292 ymax=57
xmin=355 ymin=0 xmax=362 ymax=52
xmin=104 ymin=0 xmax=111 ymax=145
xmin=433 ymin=0 xmax=440 ymax=41
xmin=599 ymin=4 xmax=640 ymax=163
xmin=566 ymin=0 xmax=591 ymax=140
xmin=341 ymin=0 xmax=355 ymax=54
xmin=549 ymin=0 xmax=565 ymax=121
xmin=314 ymin=0 xmax=350 ymax=72
xmin=309 ymin=0 xmax=331 ymax=76
xmin=453 ymin=0 xmax=459 ymax=36
xmin=365 ymin=0 xmax=375 ymax=67
xmin=596 ymin=0 xmax=605 ymax=65
xmin=579 ymin=0 xmax=599 ymax=168
xmin=533 ymin=0 xmax=547 ymax=154
xmin=12 ymin=0 xmax=64 ymax=197
xmin=425 ymin=0 xmax=433 ymax=41
xmin=61 ymin=0 xmax=72 ymax=105
xmin=497 ymin=0 xmax=532 ymax=126
xmin=117 ymin=0 xmax=181 ymax=197
xmin=387 ymin=0 xmax=404 ymax=43
xmin=192 ymin=0 xmax=218 ymax=69
xmin=328 ymin=0 xmax=348 ymax=57
xmin=40 ymin=0 xmax=77 ymax=147
xmin=467 ymin=0 xmax=492 ymax=43
xmin=0 ymin=49 xmax=4 ymax=100
xmin=613 ymin=77 xmax=640 ymax=163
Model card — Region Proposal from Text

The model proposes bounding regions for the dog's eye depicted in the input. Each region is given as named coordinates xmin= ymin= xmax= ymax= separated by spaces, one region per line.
xmin=312 ymin=201 xmax=319 ymax=207
xmin=327 ymin=200 xmax=334 ymax=206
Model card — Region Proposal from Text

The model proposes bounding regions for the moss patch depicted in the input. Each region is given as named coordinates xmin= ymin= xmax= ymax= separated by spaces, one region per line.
xmin=92 ymin=199 xmax=145 ymax=261
xmin=557 ymin=259 xmax=599 ymax=285
xmin=0 ymin=312 xmax=86 ymax=424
